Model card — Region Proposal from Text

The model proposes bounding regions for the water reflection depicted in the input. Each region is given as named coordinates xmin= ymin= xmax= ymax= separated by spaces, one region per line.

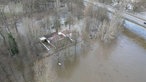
xmin=96 ymin=39 xmax=118 ymax=61
xmin=124 ymin=20 xmax=146 ymax=40
xmin=51 ymin=43 xmax=83 ymax=78
xmin=123 ymin=29 xmax=146 ymax=49
xmin=49 ymin=32 xmax=146 ymax=82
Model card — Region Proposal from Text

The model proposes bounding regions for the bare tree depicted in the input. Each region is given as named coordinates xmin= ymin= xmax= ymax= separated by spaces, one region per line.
xmin=65 ymin=13 xmax=74 ymax=29
xmin=67 ymin=0 xmax=84 ymax=19
xmin=84 ymin=3 xmax=123 ymax=42
xmin=94 ymin=0 xmax=112 ymax=4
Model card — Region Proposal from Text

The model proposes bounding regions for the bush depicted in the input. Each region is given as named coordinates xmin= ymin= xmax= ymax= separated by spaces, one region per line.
xmin=8 ymin=33 xmax=19 ymax=56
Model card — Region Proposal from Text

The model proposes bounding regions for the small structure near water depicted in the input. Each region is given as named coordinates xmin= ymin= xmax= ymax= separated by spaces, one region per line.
xmin=39 ymin=29 xmax=75 ymax=53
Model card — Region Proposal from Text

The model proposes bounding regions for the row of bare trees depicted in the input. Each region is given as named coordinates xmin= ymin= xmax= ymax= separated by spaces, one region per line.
xmin=84 ymin=3 xmax=123 ymax=43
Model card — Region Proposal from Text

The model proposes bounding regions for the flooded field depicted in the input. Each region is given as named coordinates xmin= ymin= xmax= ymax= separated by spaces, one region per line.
xmin=9 ymin=11 xmax=146 ymax=82
xmin=34 ymin=29 xmax=146 ymax=82
xmin=1 ymin=0 xmax=146 ymax=82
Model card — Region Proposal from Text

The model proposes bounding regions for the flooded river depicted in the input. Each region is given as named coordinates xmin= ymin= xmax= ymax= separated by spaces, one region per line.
xmin=39 ymin=30 xmax=146 ymax=82
xmin=1 ymin=1 xmax=146 ymax=82
xmin=15 ymin=15 xmax=146 ymax=82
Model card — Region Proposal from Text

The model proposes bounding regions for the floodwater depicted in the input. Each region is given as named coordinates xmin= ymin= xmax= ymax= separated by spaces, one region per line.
xmin=47 ymin=28 xmax=146 ymax=82
xmin=16 ymin=14 xmax=146 ymax=82
xmin=33 ymin=18 xmax=146 ymax=82
xmin=124 ymin=20 xmax=146 ymax=40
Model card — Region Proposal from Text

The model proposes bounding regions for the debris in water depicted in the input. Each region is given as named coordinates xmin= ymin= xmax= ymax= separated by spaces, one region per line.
xmin=58 ymin=62 xmax=62 ymax=66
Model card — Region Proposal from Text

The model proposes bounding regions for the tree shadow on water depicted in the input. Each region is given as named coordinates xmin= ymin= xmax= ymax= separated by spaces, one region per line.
xmin=96 ymin=38 xmax=118 ymax=61
xmin=51 ymin=46 xmax=80 ymax=79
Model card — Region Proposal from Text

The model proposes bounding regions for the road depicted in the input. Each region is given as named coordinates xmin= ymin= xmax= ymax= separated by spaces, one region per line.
xmin=84 ymin=0 xmax=146 ymax=28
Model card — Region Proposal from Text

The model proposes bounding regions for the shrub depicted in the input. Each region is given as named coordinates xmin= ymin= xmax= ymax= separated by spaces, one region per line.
xmin=8 ymin=33 xmax=19 ymax=56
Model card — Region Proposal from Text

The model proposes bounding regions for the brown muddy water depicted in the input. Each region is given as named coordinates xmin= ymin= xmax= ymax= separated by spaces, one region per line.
xmin=34 ymin=30 xmax=146 ymax=82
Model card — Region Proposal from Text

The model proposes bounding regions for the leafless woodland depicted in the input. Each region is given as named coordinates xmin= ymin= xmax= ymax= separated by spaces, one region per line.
xmin=0 ymin=0 xmax=146 ymax=82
